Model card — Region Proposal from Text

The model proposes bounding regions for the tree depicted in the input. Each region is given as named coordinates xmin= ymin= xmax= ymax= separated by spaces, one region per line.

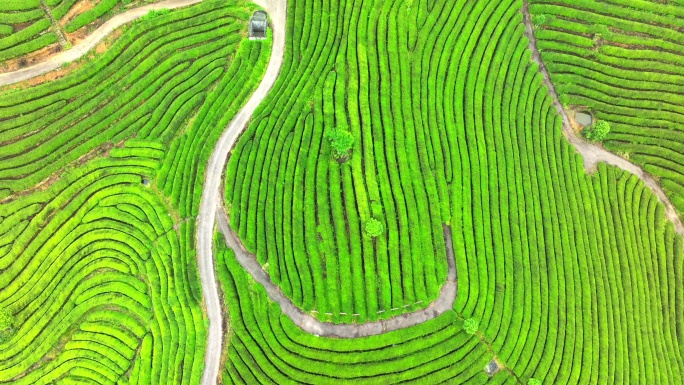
xmin=364 ymin=218 xmax=384 ymax=238
xmin=463 ymin=318 xmax=479 ymax=335
xmin=583 ymin=120 xmax=610 ymax=142
xmin=324 ymin=127 xmax=354 ymax=161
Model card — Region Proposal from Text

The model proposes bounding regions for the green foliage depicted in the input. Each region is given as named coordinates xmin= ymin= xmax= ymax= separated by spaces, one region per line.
xmin=528 ymin=379 xmax=542 ymax=385
xmin=0 ymin=1 xmax=271 ymax=382
xmin=364 ymin=218 xmax=384 ymax=238
xmin=463 ymin=318 xmax=479 ymax=335
xmin=65 ymin=0 xmax=119 ymax=32
xmin=0 ymin=18 xmax=55 ymax=61
xmin=324 ymin=126 xmax=354 ymax=160
xmin=532 ymin=14 xmax=547 ymax=27
xmin=138 ymin=8 xmax=171 ymax=22
xmin=583 ymin=120 xmax=611 ymax=141
xmin=0 ymin=309 xmax=14 ymax=342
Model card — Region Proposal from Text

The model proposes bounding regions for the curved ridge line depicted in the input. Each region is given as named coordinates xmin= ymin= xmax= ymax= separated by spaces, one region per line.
xmin=0 ymin=0 xmax=204 ymax=87
xmin=197 ymin=0 xmax=286 ymax=384
xmin=521 ymin=1 xmax=684 ymax=240
xmin=217 ymin=208 xmax=458 ymax=338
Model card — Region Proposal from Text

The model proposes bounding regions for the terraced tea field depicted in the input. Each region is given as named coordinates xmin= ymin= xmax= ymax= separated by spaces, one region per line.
xmin=0 ymin=0 xmax=270 ymax=382
xmin=0 ymin=0 xmax=176 ymax=66
xmin=223 ymin=0 xmax=683 ymax=382
xmin=530 ymin=0 xmax=684 ymax=216
xmin=1 ymin=0 xmax=683 ymax=384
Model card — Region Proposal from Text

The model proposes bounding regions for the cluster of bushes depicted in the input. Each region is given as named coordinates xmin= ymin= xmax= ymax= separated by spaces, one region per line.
xmin=324 ymin=126 xmax=354 ymax=161
xmin=582 ymin=120 xmax=610 ymax=142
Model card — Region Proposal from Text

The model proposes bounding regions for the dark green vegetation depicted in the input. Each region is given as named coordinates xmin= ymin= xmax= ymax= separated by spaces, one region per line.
xmin=0 ymin=0 xmax=270 ymax=382
xmin=530 ymin=0 xmax=684 ymax=215
xmin=224 ymin=0 xmax=684 ymax=383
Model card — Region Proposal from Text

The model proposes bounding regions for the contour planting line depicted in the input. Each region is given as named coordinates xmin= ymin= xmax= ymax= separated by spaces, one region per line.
xmin=196 ymin=0 xmax=286 ymax=384
xmin=0 ymin=0 xmax=204 ymax=86
xmin=521 ymin=0 xmax=684 ymax=240
xmin=216 ymin=208 xmax=458 ymax=338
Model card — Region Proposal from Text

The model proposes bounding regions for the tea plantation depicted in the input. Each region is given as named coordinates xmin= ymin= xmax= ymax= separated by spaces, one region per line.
xmin=0 ymin=0 xmax=682 ymax=384
xmin=0 ymin=0 xmax=270 ymax=382
xmin=530 ymin=0 xmax=684 ymax=216
xmin=0 ymin=0 xmax=167 ymax=64
xmin=224 ymin=0 xmax=683 ymax=383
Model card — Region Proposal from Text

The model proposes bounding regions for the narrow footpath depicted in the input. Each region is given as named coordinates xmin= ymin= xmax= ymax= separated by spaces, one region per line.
xmin=521 ymin=0 xmax=684 ymax=240
xmin=39 ymin=0 xmax=69 ymax=49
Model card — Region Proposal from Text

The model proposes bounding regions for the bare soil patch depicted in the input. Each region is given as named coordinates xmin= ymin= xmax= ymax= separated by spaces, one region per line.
xmin=0 ymin=43 xmax=62 ymax=73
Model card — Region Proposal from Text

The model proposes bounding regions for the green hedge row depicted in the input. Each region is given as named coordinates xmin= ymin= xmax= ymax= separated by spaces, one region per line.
xmin=216 ymin=239 xmax=495 ymax=384
xmin=64 ymin=0 xmax=119 ymax=33
xmin=224 ymin=0 xmax=450 ymax=322
xmin=0 ymin=0 xmax=267 ymax=383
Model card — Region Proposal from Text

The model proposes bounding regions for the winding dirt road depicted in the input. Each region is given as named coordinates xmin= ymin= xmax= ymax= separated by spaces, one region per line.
xmin=196 ymin=0 xmax=286 ymax=383
xmin=0 ymin=0 xmax=204 ymax=86
xmin=216 ymin=209 xmax=457 ymax=338
xmin=521 ymin=0 xmax=684 ymax=239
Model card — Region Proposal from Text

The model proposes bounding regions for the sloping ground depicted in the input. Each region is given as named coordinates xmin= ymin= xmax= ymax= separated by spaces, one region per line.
xmin=215 ymin=239 xmax=497 ymax=384
xmin=217 ymin=211 xmax=458 ymax=338
xmin=222 ymin=0 xmax=684 ymax=383
xmin=0 ymin=0 xmax=57 ymax=63
xmin=0 ymin=0 xmax=169 ymax=66
xmin=529 ymin=0 xmax=684 ymax=218
xmin=0 ymin=0 xmax=271 ymax=383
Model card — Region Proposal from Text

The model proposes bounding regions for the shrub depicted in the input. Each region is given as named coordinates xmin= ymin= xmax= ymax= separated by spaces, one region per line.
xmin=364 ymin=218 xmax=383 ymax=238
xmin=463 ymin=318 xmax=478 ymax=335
xmin=532 ymin=14 xmax=547 ymax=27
xmin=0 ymin=309 xmax=14 ymax=342
xmin=528 ymin=379 xmax=542 ymax=385
xmin=324 ymin=126 xmax=354 ymax=160
xmin=583 ymin=120 xmax=610 ymax=142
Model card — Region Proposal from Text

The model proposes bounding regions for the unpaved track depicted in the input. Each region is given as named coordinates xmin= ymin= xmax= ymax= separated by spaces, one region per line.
xmin=0 ymin=0 xmax=204 ymax=86
xmin=521 ymin=1 xmax=684 ymax=239
xmin=217 ymin=209 xmax=458 ymax=338
xmin=197 ymin=0 xmax=286 ymax=383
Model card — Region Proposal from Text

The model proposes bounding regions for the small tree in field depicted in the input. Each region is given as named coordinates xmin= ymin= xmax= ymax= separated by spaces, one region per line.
xmin=324 ymin=126 xmax=354 ymax=161
xmin=532 ymin=14 xmax=547 ymax=27
xmin=583 ymin=120 xmax=610 ymax=142
xmin=463 ymin=318 xmax=479 ymax=335
xmin=364 ymin=218 xmax=384 ymax=238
